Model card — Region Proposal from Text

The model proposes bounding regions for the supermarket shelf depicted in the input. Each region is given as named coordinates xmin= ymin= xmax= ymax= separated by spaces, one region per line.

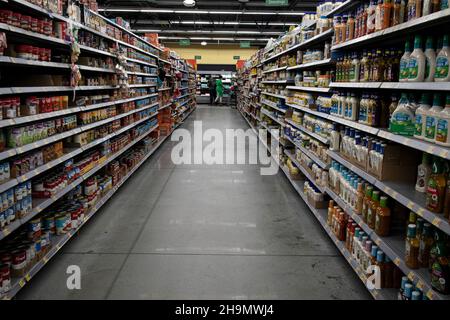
xmin=325 ymin=0 xmax=358 ymax=17
xmin=287 ymin=58 xmax=334 ymax=71
xmin=1 ymin=127 xmax=177 ymax=300
xmin=380 ymin=82 xmax=450 ymax=91
xmin=261 ymin=99 xmax=287 ymax=113
xmin=284 ymin=150 xmax=326 ymax=193
xmin=261 ymin=80 xmax=294 ymax=85
xmin=262 ymin=66 xmax=288 ymax=74
xmin=285 ymin=135 xmax=330 ymax=169
xmin=328 ymin=114 xmax=381 ymax=135
xmin=329 ymin=82 xmax=382 ymax=89
xmin=285 ymin=103 xmax=331 ymax=120
xmin=260 ymin=108 xmax=285 ymax=127
xmin=332 ymin=8 xmax=450 ymax=50
xmin=79 ymin=65 xmax=115 ymax=73
xmin=280 ymin=165 xmax=396 ymax=300
xmin=159 ymin=58 xmax=171 ymax=65
xmin=0 ymin=85 xmax=120 ymax=96
xmin=261 ymin=29 xmax=334 ymax=64
xmin=262 ymin=91 xmax=288 ymax=100
xmin=327 ymin=150 xmax=450 ymax=236
xmin=81 ymin=93 xmax=158 ymax=112
xmin=287 ymin=86 xmax=331 ymax=93
xmin=325 ymin=187 xmax=449 ymax=301
xmin=377 ymin=129 xmax=450 ymax=160
xmin=127 ymin=71 xmax=158 ymax=77
xmin=159 ymin=102 xmax=173 ymax=110
xmin=0 ymin=22 xmax=69 ymax=46
xmin=158 ymin=87 xmax=171 ymax=92
xmin=129 ymin=83 xmax=157 ymax=88
xmin=0 ymin=56 xmax=70 ymax=69
xmin=125 ymin=57 xmax=157 ymax=68
xmin=285 ymin=118 xmax=329 ymax=144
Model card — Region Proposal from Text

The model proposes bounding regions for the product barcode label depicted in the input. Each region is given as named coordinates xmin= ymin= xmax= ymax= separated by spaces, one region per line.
xmin=19 ymin=279 xmax=25 ymax=287
xmin=394 ymin=258 xmax=401 ymax=266
xmin=432 ymin=217 xmax=441 ymax=227
xmin=25 ymin=274 xmax=31 ymax=281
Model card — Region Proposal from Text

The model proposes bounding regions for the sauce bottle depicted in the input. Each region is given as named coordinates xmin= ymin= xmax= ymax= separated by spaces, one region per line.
xmin=415 ymin=152 xmax=432 ymax=192
xmin=350 ymin=52 xmax=360 ymax=82
xmin=408 ymin=35 xmax=426 ymax=82
xmin=346 ymin=14 xmax=355 ymax=41
xmin=424 ymin=93 xmax=443 ymax=142
xmin=375 ymin=0 xmax=383 ymax=31
xmin=389 ymin=93 xmax=415 ymax=136
xmin=381 ymin=0 xmax=393 ymax=30
xmin=435 ymin=34 xmax=450 ymax=82
xmin=405 ymin=224 xmax=420 ymax=269
xmin=360 ymin=50 xmax=369 ymax=81
xmin=327 ymin=200 xmax=334 ymax=226
xmin=376 ymin=250 xmax=386 ymax=288
xmin=361 ymin=4 xmax=368 ymax=36
xmin=426 ymin=156 xmax=447 ymax=213
xmin=430 ymin=230 xmax=449 ymax=294
xmin=399 ymin=40 xmax=411 ymax=82
xmin=443 ymin=176 xmax=450 ymax=219
xmin=418 ymin=222 xmax=434 ymax=268
xmin=391 ymin=0 xmax=403 ymax=25
xmin=367 ymin=0 xmax=377 ymax=34
xmin=384 ymin=256 xmax=394 ymax=288
xmin=436 ymin=94 xmax=450 ymax=146
xmin=389 ymin=95 xmax=399 ymax=118
xmin=362 ymin=185 xmax=374 ymax=223
xmin=407 ymin=0 xmax=417 ymax=20
xmin=375 ymin=195 xmax=391 ymax=236
xmin=431 ymin=0 xmax=441 ymax=11
xmin=356 ymin=182 xmax=365 ymax=215
xmin=367 ymin=190 xmax=380 ymax=229
xmin=424 ymin=36 xmax=436 ymax=82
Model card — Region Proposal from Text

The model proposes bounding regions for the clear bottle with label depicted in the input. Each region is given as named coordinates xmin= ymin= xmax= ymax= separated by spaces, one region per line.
xmin=415 ymin=153 xmax=432 ymax=193
xmin=350 ymin=52 xmax=361 ymax=82
xmin=414 ymin=93 xmax=432 ymax=139
xmin=435 ymin=34 xmax=450 ymax=82
xmin=330 ymin=123 xmax=341 ymax=151
xmin=408 ymin=35 xmax=426 ymax=82
xmin=367 ymin=0 xmax=377 ymax=34
xmin=399 ymin=41 xmax=411 ymax=81
xmin=375 ymin=196 xmax=391 ymax=236
xmin=418 ymin=222 xmax=434 ymax=268
xmin=424 ymin=93 xmax=443 ymax=142
xmin=389 ymin=93 xmax=415 ymax=136
xmin=436 ymin=94 xmax=450 ymax=146
xmin=367 ymin=190 xmax=380 ymax=229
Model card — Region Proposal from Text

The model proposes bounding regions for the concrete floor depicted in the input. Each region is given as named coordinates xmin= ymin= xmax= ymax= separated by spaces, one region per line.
xmin=17 ymin=105 xmax=371 ymax=300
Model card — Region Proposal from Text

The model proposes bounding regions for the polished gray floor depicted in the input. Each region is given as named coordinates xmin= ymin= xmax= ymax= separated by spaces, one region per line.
xmin=18 ymin=105 xmax=371 ymax=300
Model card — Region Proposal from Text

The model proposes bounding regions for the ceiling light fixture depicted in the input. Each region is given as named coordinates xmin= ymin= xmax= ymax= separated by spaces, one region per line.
xmin=183 ymin=0 xmax=196 ymax=7
xmin=99 ymin=8 xmax=306 ymax=16
xmin=201 ymin=41 xmax=207 ymax=46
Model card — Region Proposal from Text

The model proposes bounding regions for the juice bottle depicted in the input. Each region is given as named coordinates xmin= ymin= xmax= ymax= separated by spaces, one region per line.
xmin=418 ymin=222 xmax=434 ymax=268
xmin=375 ymin=0 xmax=383 ymax=31
xmin=362 ymin=185 xmax=373 ymax=223
xmin=415 ymin=152 xmax=432 ymax=192
xmin=391 ymin=0 xmax=403 ymax=25
xmin=381 ymin=0 xmax=393 ymax=29
xmin=341 ymin=15 xmax=348 ymax=43
xmin=361 ymin=4 xmax=368 ymax=36
xmin=356 ymin=182 xmax=365 ymax=215
xmin=405 ymin=224 xmax=420 ymax=269
xmin=327 ymin=200 xmax=334 ymax=226
xmin=415 ymin=0 xmax=423 ymax=18
xmin=376 ymin=250 xmax=386 ymax=288
xmin=408 ymin=35 xmax=426 ymax=82
xmin=399 ymin=40 xmax=411 ymax=81
xmin=436 ymin=94 xmax=450 ymax=146
xmin=367 ymin=0 xmax=377 ymax=34
xmin=424 ymin=36 xmax=436 ymax=82
xmin=367 ymin=190 xmax=380 ymax=229
xmin=435 ymin=34 xmax=450 ymax=82
xmin=334 ymin=16 xmax=342 ymax=44
xmin=346 ymin=14 xmax=355 ymax=41
xmin=375 ymin=196 xmax=391 ymax=236
xmin=426 ymin=156 xmax=447 ymax=213
xmin=424 ymin=93 xmax=443 ymax=142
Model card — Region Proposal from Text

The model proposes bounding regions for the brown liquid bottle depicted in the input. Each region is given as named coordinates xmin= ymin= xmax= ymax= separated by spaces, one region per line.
xmin=362 ymin=185 xmax=374 ymax=223
xmin=375 ymin=196 xmax=391 ymax=236
xmin=405 ymin=224 xmax=420 ymax=269
xmin=367 ymin=190 xmax=380 ymax=229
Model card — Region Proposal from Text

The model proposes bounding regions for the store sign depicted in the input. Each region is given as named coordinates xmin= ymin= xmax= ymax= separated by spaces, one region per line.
xmin=179 ymin=39 xmax=191 ymax=46
xmin=266 ymin=0 xmax=288 ymax=5
xmin=240 ymin=41 xmax=251 ymax=48
xmin=233 ymin=56 xmax=240 ymax=60
xmin=195 ymin=56 xmax=202 ymax=60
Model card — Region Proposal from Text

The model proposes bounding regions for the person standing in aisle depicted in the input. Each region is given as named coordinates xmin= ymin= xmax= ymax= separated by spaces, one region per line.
xmin=208 ymin=76 xmax=216 ymax=105
xmin=215 ymin=75 xmax=224 ymax=105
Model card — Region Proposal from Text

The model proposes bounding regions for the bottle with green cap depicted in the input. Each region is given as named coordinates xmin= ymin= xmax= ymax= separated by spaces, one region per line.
xmin=367 ymin=190 xmax=380 ymax=229
xmin=424 ymin=36 xmax=436 ymax=81
xmin=435 ymin=94 xmax=450 ymax=147
xmin=375 ymin=195 xmax=391 ymax=236
xmin=435 ymin=34 xmax=450 ymax=81
xmin=399 ymin=40 xmax=411 ymax=81
xmin=424 ymin=93 xmax=443 ymax=141
xmin=414 ymin=93 xmax=432 ymax=139
xmin=408 ymin=35 xmax=426 ymax=81
xmin=405 ymin=224 xmax=420 ymax=269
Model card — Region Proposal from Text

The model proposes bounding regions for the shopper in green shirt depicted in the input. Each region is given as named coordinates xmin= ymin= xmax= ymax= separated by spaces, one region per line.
xmin=214 ymin=75 xmax=224 ymax=105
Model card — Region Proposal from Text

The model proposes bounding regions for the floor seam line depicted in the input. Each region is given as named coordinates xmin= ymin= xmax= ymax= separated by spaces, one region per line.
xmin=61 ymin=252 xmax=341 ymax=257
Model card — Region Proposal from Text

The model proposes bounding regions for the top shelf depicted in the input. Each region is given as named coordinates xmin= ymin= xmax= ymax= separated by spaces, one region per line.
xmin=325 ymin=0 xmax=359 ymax=18
xmin=332 ymin=8 xmax=450 ymax=50
xmin=262 ymin=29 xmax=333 ymax=64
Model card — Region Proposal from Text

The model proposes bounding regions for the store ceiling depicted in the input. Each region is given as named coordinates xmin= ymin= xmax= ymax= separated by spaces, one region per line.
xmin=97 ymin=0 xmax=315 ymax=46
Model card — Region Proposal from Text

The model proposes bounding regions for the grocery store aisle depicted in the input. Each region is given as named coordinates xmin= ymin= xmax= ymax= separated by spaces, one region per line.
xmin=17 ymin=105 xmax=370 ymax=300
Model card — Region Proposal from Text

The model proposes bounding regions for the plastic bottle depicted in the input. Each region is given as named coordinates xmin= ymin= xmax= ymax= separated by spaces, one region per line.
xmin=350 ymin=52 xmax=361 ymax=82
xmin=423 ymin=0 xmax=433 ymax=14
xmin=330 ymin=123 xmax=341 ymax=151
xmin=367 ymin=0 xmax=377 ymax=34
xmin=418 ymin=222 xmax=434 ymax=268
xmin=436 ymin=94 xmax=450 ymax=146
xmin=424 ymin=36 xmax=437 ymax=82
xmin=389 ymin=93 xmax=415 ymax=136
xmin=408 ymin=35 xmax=426 ymax=82
xmin=375 ymin=0 xmax=384 ymax=31
xmin=392 ymin=0 xmax=404 ymax=25
xmin=367 ymin=190 xmax=380 ymax=229
xmin=405 ymin=224 xmax=420 ymax=269
xmin=375 ymin=196 xmax=391 ymax=236
xmin=415 ymin=153 xmax=432 ymax=192
xmin=414 ymin=93 xmax=432 ymax=139
xmin=435 ymin=34 xmax=450 ymax=82
xmin=407 ymin=0 xmax=417 ymax=20
xmin=442 ymin=0 xmax=449 ymax=9
xmin=381 ymin=0 xmax=393 ymax=30
xmin=424 ymin=93 xmax=443 ymax=142
xmin=431 ymin=0 xmax=441 ymax=12
xmin=399 ymin=40 xmax=411 ymax=81
xmin=426 ymin=157 xmax=447 ymax=213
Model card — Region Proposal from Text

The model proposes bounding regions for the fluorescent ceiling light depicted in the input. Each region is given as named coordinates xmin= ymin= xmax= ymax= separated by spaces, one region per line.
xmin=99 ymin=8 xmax=306 ymax=15
xmin=242 ymin=12 xmax=274 ymax=15
xmin=201 ymin=41 xmax=207 ymax=46
xmin=189 ymin=37 xmax=212 ymax=40
xmin=208 ymin=11 xmax=240 ymax=14
xmin=278 ymin=12 xmax=306 ymax=15
xmin=174 ymin=10 xmax=209 ymax=14
xmin=141 ymin=9 xmax=174 ymax=13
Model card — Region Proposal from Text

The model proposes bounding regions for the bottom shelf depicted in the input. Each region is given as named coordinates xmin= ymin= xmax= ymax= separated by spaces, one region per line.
xmin=2 ymin=109 xmax=196 ymax=300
